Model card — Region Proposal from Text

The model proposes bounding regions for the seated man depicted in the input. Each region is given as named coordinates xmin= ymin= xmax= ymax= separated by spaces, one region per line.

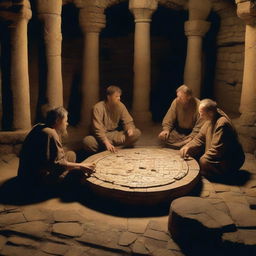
xmin=158 ymin=85 xmax=204 ymax=149
xmin=180 ymin=99 xmax=245 ymax=180
xmin=83 ymin=85 xmax=141 ymax=153
xmin=18 ymin=107 xmax=95 ymax=185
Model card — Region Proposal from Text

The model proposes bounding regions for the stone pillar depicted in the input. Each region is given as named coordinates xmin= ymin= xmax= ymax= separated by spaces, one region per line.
xmin=9 ymin=5 xmax=32 ymax=130
xmin=37 ymin=0 xmax=63 ymax=107
xmin=79 ymin=6 xmax=106 ymax=129
xmin=183 ymin=0 xmax=211 ymax=98
xmin=129 ymin=0 xmax=158 ymax=123
xmin=236 ymin=0 xmax=256 ymax=152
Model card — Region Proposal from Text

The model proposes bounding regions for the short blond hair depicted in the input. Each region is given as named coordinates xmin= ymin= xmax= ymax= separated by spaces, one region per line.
xmin=176 ymin=84 xmax=192 ymax=96
xmin=106 ymin=85 xmax=122 ymax=96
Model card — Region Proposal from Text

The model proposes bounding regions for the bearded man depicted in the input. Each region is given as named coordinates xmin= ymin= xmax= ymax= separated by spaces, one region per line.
xmin=83 ymin=85 xmax=141 ymax=153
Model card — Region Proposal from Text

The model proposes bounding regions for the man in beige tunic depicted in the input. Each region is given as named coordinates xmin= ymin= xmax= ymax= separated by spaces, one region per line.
xmin=83 ymin=86 xmax=141 ymax=153
xmin=18 ymin=107 xmax=95 ymax=185
xmin=158 ymin=85 xmax=204 ymax=149
xmin=180 ymin=99 xmax=245 ymax=180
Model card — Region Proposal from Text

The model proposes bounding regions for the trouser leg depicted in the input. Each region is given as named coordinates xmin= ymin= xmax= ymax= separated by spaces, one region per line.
xmin=83 ymin=135 xmax=100 ymax=153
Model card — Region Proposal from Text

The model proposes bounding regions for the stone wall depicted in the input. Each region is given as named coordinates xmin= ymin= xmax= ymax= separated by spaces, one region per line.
xmin=214 ymin=5 xmax=245 ymax=116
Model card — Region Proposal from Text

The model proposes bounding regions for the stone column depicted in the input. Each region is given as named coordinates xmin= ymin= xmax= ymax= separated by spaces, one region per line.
xmin=9 ymin=6 xmax=32 ymax=130
xmin=236 ymin=0 xmax=256 ymax=152
xmin=129 ymin=0 xmax=158 ymax=123
xmin=79 ymin=6 xmax=106 ymax=129
xmin=37 ymin=0 xmax=63 ymax=107
xmin=183 ymin=0 xmax=211 ymax=98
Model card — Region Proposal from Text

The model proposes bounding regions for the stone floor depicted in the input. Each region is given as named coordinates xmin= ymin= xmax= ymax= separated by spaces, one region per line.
xmin=0 ymin=124 xmax=255 ymax=256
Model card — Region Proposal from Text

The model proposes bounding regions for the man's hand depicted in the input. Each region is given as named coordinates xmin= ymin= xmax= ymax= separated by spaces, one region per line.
xmin=79 ymin=162 xmax=96 ymax=175
xmin=127 ymin=128 xmax=134 ymax=137
xmin=158 ymin=130 xmax=169 ymax=140
xmin=104 ymin=140 xmax=117 ymax=153
xmin=180 ymin=146 xmax=190 ymax=159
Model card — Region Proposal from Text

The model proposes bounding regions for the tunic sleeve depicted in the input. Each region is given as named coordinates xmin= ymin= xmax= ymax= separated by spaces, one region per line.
xmin=186 ymin=124 xmax=206 ymax=154
xmin=47 ymin=133 xmax=68 ymax=176
xmin=202 ymin=124 xmax=225 ymax=162
xmin=92 ymin=104 xmax=108 ymax=143
xmin=162 ymin=100 xmax=177 ymax=132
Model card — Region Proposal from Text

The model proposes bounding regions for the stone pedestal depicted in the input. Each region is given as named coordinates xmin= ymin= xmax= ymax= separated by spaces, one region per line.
xmin=236 ymin=1 xmax=256 ymax=152
xmin=184 ymin=20 xmax=210 ymax=98
xmin=37 ymin=0 xmax=63 ymax=107
xmin=79 ymin=6 xmax=105 ymax=130
xmin=9 ymin=6 xmax=32 ymax=130
xmin=129 ymin=0 xmax=157 ymax=124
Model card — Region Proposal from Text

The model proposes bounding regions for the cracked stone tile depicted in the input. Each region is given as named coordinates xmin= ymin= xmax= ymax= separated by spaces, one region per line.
xmin=7 ymin=221 xmax=49 ymax=239
xmin=35 ymin=251 xmax=56 ymax=256
xmin=53 ymin=209 xmax=84 ymax=223
xmin=147 ymin=220 xmax=168 ymax=233
xmin=144 ymin=229 xmax=170 ymax=241
xmin=0 ymin=235 xmax=7 ymax=250
xmin=144 ymin=237 xmax=168 ymax=253
xmin=166 ymin=239 xmax=181 ymax=251
xmin=0 ymin=212 xmax=26 ymax=227
xmin=85 ymin=247 xmax=123 ymax=256
xmin=41 ymin=242 xmax=69 ymax=255
xmin=64 ymin=245 xmax=90 ymax=256
xmin=77 ymin=229 xmax=126 ymax=252
xmin=1 ymin=244 xmax=36 ymax=256
xmin=23 ymin=208 xmax=53 ymax=222
xmin=151 ymin=248 xmax=176 ymax=256
xmin=118 ymin=231 xmax=138 ymax=246
xmin=7 ymin=236 xmax=40 ymax=248
xmin=52 ymin=222 xmax=84 ymax=237
xmin=127 ymin=218 xmax=148 ymax=234
xmin=131 ymin=237 xmax=148 ymax=255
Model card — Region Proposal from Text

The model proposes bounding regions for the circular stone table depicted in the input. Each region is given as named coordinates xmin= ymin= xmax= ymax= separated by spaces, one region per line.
xmin=83 ymin=148 xmax=200 ymax=205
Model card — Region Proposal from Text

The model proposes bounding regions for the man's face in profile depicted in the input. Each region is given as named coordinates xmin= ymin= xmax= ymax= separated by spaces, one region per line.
xmin=56 ymin=114 xmax=68 ymax=136
xmin=108 ymin=92 xmax=121 ymax=105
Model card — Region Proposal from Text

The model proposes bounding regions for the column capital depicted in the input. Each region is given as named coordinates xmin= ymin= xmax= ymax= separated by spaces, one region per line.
xmin=79 ymin=6 xmax=106 ymax=33
xmin=184 ymin=20 xmax=210 ymax=37
xmin=0 ymin=6 xmax=32 ymax=26
xmin=129 ymin=0 xmax=158 ymax=22
xmin=236 ymin=1 xmax=256 ymax=25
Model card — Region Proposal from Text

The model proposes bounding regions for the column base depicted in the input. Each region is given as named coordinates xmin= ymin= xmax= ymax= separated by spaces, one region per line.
xmin=132 ymin=111 xmax=152 ymax=127
xmin=233 ymin=112 xmax=256 ymax=153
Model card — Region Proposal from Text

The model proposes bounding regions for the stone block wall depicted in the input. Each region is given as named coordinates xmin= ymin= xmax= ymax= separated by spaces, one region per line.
xmin=213 ymin=5 xmax=245 ymax=116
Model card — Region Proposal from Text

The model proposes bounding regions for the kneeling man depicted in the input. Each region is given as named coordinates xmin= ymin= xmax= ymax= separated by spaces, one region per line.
xmin=83 ymin=85 xmax=141 ymax=153
xmin=18 ymin=107 xmax=95 ymax=185
xmin=180 ymin=99 xmax=245 ymax=180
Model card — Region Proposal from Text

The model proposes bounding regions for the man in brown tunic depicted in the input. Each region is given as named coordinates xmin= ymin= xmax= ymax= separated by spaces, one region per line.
xmin=83 ymin=86 xmax=141 ymax=153
xmin=180 ymin=99 xmax=245 ymax=180
xmin=158 ymin=85 xmax=204 ymax=149
xmin=18 ymin=107 xmax=95 ymax=185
